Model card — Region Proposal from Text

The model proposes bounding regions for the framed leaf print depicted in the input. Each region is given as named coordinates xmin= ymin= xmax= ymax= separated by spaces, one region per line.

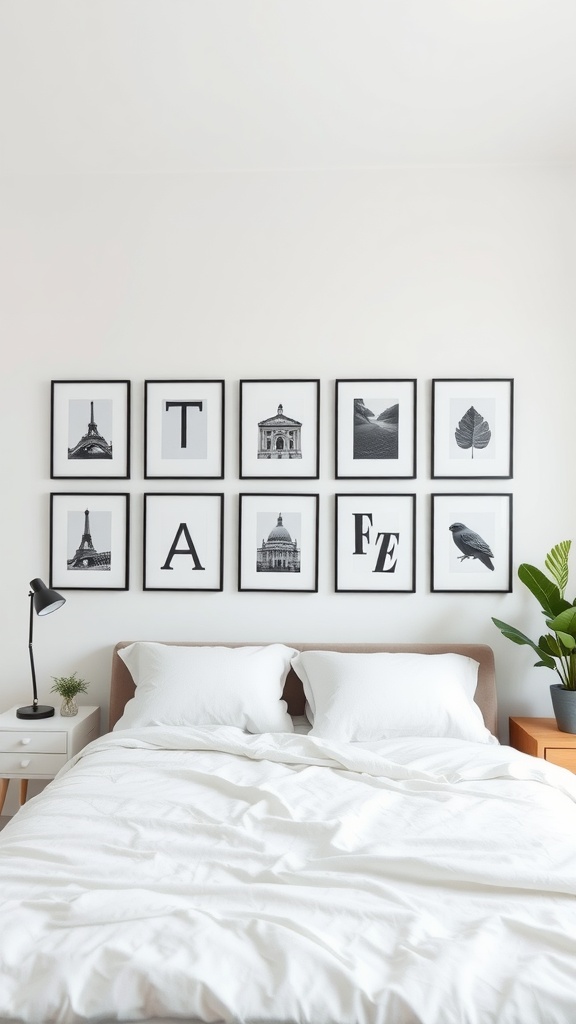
xmin=431 ymin=378 xmax=514 ymax=479
xmin=335 ymin=379 xmax=417 ymax=479
xmin=431 ymin=493 xmax=513 ymax=593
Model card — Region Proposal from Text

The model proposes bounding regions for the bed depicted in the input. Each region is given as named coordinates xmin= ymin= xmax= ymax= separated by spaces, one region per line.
xmin=1 ymin=640 xmax=576 ymax=1024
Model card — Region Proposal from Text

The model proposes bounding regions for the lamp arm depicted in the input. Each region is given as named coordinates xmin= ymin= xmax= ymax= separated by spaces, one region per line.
xmin=28 ymin=590 xmax=39 ymax=708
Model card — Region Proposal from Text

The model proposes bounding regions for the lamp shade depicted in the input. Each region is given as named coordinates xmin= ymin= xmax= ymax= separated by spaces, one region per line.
xmin=30 ymin=578 xmax=66 ymax=616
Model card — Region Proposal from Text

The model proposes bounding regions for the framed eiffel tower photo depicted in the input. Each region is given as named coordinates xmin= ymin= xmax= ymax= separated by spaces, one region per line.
xmin=49 ymin=493 xmax=130 ymax=590
xmin=51 ymin=380 xmax=131 ymax=479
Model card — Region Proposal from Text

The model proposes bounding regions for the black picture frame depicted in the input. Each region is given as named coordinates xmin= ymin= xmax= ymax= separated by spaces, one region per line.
xmin=239 ymin=379 xmax=320 ymax=479
xmin=49 ymin=492 xmax=130 ymax=591
xmin=143 ymin=493 xmax=224 ymax=591
xmin=335 ymin=379 xmax=417 ymax=479
xmin=144 ymin=379 xmax=225 ymax=479
xmin=430 ymin=492 xmax=513 ymax=593
xmin=50 ymin=380 xmax=131 ymax=479
xmin=431 ymin=378 xmax=514 ymax=479
xmin=335 ymin=493 xmax=416 ymax=593
xmin=238 ymin=492 xmax=319 ymax=592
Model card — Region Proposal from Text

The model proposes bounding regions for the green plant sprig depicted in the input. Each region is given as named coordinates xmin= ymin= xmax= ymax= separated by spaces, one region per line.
xmin=50 ymin=672 xmax=89 ymax=700
xmin=492 ymin=540 xmax=576 ymax=690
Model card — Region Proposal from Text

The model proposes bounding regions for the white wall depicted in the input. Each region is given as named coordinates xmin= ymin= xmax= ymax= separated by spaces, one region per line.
xmin=1 ymin=164 xmax=575 ymax=808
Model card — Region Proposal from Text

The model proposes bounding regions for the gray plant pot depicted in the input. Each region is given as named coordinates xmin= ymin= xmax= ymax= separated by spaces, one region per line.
xmin=550 ymin=683 xmax=576 ymax=734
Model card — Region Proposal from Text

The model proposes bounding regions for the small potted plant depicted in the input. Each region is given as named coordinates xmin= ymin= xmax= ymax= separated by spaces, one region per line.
xmin=492 ymin=540 xmax=576 ymax=732
xmin=50 ymin=672 xmax=89 ymax=717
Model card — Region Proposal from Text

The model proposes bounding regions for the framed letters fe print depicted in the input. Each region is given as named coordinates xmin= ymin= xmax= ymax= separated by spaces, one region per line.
xmin=431 ymin=378 xmax=514 ymax=479
xmin=50 ymin=493 xmax=130 ymax=590
xmin=239 ymin=379 xmax=320 ymax=479
xmin=335 ymin=379 xmax=416 ymax=479
xmin=51 ymin=380 xmax=130 ymax=479
xmin=143 ymin=493 xmax=224 ymax=591
xmin=238 ymin=493 xmax=319 ymax=592
xmin=335 ymin=494 xmax=416 ymax=593
xmin=144 ymin=380 xmax=225 ymax=479
xmin=431 ymin=493 xmax=513 ymax=593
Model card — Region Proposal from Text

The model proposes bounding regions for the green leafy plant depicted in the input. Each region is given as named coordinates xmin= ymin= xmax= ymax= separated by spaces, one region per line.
xmin=492 ymin=540 xmax=576 ymax=689
xmin=50 ymin=672 xmax=89 ymax=700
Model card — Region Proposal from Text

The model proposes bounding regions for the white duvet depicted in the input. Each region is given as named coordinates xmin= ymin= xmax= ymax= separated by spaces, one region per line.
xmin=1 ymin=726 xmax=576 ymax=1024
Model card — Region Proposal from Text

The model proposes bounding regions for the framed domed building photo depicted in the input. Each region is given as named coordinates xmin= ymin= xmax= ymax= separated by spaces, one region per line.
xmin=239 ymin=493 xmax=319 ymax=592
xmin=239 ymin=379 xmax=320 ymax=479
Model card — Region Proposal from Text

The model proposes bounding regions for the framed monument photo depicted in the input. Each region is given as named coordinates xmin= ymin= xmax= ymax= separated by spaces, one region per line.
xmin=49 ymin=492 xmax=130 ymax=591
xmin=239 ymin=379 xmax=320 ymax=479
xmin=50 ymin=380 xmax=131 ymax=479
xmin=238 ymin=493 xmax=319 ymax=592
xmin=144 ymin=380 xmax=225 ymax=479
xmin=335 ymin=493 xmax=416 ymax=592
xmin=335 ymin=379 xmax=417 ymax=479
xmin=143 ymin=493 xmax=224 ymax=591
xmin=431 ymin=378 xmax=514 ymax=479
xmin=430 ymin=492 xmax=513 ymax=593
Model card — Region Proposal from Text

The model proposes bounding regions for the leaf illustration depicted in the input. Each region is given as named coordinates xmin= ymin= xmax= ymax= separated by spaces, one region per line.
xmin=454 ymin=406 xmax=491 ymax=459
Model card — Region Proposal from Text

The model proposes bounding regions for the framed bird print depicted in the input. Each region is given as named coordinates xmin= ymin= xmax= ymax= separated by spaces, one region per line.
xmin=431 ymin=379 xmax=514 ymax=479
xmin=430 ymin=493 xmax=513 ymax=593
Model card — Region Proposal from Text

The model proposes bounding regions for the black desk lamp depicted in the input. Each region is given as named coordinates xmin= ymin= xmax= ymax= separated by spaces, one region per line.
xmin=17 ymin=578 xmax=66 ymax=720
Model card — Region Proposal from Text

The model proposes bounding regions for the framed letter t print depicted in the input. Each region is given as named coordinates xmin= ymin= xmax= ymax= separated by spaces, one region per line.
xmin=335 ymin=494 xmax=416 ymax=592
xmin=143 ymin=493 xmax=224 ymax=591
xmin=145 ymin=380 xmax=225 ymax=479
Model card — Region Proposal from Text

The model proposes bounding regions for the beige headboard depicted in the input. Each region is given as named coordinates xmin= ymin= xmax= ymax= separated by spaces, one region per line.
xmin=109 ymin=641 xmax=497 ymax=736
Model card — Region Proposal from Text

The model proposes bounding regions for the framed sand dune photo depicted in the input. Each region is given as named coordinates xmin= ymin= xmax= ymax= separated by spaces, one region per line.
xmin=335 ymin=379 xmax=416 ymax=479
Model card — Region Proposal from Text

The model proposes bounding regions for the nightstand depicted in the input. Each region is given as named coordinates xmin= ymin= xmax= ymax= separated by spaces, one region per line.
xmin=0 ymin=705 xmax=100 ymax=813
xmin=509 ymin=716 xmax=576 ymax=774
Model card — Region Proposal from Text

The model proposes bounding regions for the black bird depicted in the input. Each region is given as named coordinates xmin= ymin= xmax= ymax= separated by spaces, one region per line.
xmin=449 ymin=522 xmax=494 ymax=570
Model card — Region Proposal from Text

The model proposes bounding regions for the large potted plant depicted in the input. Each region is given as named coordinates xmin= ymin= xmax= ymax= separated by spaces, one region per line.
xmin=492 ymin=540 xmax=576 ymax=733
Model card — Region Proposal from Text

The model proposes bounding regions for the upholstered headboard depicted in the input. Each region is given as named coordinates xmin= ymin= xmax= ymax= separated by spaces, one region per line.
xmin=109 ymin=641 xmax=497 ymax=735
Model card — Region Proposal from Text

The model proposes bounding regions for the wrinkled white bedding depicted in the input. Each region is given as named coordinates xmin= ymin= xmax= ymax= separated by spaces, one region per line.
xmin=1 ymin=726 xmax=576 ymax=1024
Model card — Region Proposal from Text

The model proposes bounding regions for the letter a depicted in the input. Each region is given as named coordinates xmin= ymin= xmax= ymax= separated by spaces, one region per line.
xmin=161 ymin=523 xmax=205 ymax=571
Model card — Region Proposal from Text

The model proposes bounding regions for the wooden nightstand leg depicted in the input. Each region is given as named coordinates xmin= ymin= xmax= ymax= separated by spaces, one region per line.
xmin=0 ymin=778 xmax=8 ymax=814
xmin=19 ymin=779 xmax=29 ymax=806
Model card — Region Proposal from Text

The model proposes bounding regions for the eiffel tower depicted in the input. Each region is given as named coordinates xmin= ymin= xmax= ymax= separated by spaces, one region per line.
xmin=68 ymin=401 xmax=113 ymax=459
xmin=67 ymin=509 xmax=111 ymax=569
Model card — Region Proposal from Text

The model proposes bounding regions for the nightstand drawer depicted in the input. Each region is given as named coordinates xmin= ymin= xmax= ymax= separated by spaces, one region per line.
xmin=0 ymin=730 xmax=68 ymax=754
xmin=0 ymin=752 xmax=68 ymax=776
xmin=546 ymin=748 xmax=576 ymax=772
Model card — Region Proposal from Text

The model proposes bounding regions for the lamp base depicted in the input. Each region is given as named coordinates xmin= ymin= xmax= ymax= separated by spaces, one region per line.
xmin=16 ymin=704 xmax=55 ymax=720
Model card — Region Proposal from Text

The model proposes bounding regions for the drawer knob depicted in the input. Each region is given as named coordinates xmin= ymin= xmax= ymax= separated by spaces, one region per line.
xmin=20 ymin=738 xmax=31 ymax=745
xmin=20 ymin=759 xmax=31 ymax=768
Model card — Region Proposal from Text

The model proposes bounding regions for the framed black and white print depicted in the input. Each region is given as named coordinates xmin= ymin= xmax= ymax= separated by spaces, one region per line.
xmin=238 ymin=493 xmax=319 ymax=592
xmin=431 ymin=378 xmax=514 ymax=479
xmin=431 ymin=493 xmax=513 ymax=593
xmin=49 ymin=493 xmax=130 ymax=590
xmin=144 ymin=380 xmax=225 ymax=479
xmin=335 ymin=379 xmax=416 ymax=479
xmin=143 ymin=493 xmax=224 ymax=591
xmin=239 ymin=379 xmax=320 ymax=479
xmin=51 ymin=380 xmax=130 ymax=479
xmin=335 ymin=494 xmax=416 ymax=593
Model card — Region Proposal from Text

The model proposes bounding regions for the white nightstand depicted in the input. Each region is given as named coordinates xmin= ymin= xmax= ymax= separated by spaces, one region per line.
xmin=0 ymin=705 xmax=100 ymax=813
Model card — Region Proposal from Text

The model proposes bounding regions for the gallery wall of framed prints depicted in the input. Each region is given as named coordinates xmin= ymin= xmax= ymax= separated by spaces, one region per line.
xmin=46 ymin=376 xmax=515 ymax=596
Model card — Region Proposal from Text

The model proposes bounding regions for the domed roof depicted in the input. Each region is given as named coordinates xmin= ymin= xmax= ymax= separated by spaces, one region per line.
xmin=267 ymin=514 xmax=292 ymax=543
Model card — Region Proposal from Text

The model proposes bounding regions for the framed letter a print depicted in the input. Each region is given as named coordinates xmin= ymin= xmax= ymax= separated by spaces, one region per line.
xmin=431 ymin=493 xmax=512 ymax=593
xmin=336 ymin=379 xmax=416 ymax=479
xmin=335 ymin=494 xmax=416 ymax=592
xmin=432 ymin=378 xmax=514 ymax=478
xmin=144 ymin=493 xmax=224 ymax=591
xmin=145 ymin=380 xmax=225 ymax=479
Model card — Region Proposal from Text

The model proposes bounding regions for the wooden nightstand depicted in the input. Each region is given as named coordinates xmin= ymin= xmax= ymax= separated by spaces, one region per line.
xmin=0 ymin=705 xmax=99 ymax=813
xmin=509 ymin=716 xmax=576 ymax=774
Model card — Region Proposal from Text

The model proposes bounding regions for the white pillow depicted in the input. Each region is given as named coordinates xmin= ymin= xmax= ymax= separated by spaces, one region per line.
xmin=115 ymin=643 xmax=296 ymax=732
xmin=291 ymin=651 xmax=495 ymax=744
